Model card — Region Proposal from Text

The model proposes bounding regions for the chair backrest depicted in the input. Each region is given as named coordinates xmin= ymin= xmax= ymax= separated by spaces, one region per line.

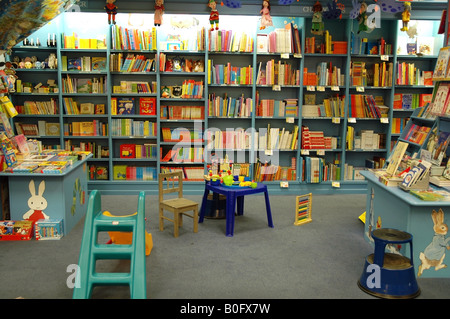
xmin=159 ymin=171 xmax=183 ymax=202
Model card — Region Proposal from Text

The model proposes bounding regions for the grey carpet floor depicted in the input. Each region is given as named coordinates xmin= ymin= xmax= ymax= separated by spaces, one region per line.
xmin=1 ymin=194 xmax=449 ymax=299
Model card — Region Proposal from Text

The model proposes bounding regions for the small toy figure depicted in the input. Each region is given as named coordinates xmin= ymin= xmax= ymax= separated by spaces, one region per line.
xmin=105 ymin=0 xmax=118 ymax=25
xmin=311 ymin=1 xmax=324 ymax=35
xmin=208 ymin=0 xmax=220 ymax=31
xmin=400 ymin=2 xmax=411 ymax=32
xmin=23 ymin=180 xmax=49 ymax=223
xmin=259 ymin=0 xmax=273 ymax=30
xmin=154 ymin=0 xmax=165 ymax=26
xmin=357 ymin=1 xmax=368 ymax=34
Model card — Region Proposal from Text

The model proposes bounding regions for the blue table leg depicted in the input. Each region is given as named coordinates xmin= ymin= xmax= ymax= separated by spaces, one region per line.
xmin=264 ymin=190 xmax=274 ymax=228
xmin=199 ymin=187 xmax=209 ymax=223
xmin=226 ymin=192 xmax=236 ymax=237
xmin=237 ymin=196 xmax=244 ymax=216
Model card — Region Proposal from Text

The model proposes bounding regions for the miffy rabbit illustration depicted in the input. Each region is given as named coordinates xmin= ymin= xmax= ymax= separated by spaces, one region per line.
xmin=418 ymin=209 xmax=450 ymax=277
xmin=23 ymin=180 xmax=49 ymax=223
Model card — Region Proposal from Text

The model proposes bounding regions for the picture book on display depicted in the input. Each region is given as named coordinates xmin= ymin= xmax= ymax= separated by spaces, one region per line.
xmin=431 ymin=131 xmax=450 ymax=166
xmin=434 ymin=46 xmax=450 ymax=80
xmin=139 ymin=97 xmax=156 ymax=115
xmin=117 ymin=97 xmax=135 ymax=115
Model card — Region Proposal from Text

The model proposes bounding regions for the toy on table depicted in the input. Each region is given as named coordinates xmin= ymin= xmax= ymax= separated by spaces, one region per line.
xmin=400 ymin=2 xmax=411 ymax=32
xmin=208 ymin=0 xmax=220 ymax=31
xmin=154 ymin=0 xmax=165 ymax=26
xmin=259 ymin=0 xmax=273 ymax=30
xmin=105 ymin=0 xmax=117 ymax=25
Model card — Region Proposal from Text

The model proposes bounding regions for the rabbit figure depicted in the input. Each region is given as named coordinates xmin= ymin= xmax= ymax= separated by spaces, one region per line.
xmin=23 ymin=180 xmax=49 ymax=223
xmin=418 ymin=209 xmax=450 ymax=277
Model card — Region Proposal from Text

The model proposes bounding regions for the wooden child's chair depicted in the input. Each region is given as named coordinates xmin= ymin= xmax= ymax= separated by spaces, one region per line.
xmin=159 ymin=171 xmax=199 ymax=237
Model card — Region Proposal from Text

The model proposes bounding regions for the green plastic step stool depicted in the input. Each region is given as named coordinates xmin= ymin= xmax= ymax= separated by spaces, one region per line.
xmin=73 ymin=190 xmax=147 ymax=299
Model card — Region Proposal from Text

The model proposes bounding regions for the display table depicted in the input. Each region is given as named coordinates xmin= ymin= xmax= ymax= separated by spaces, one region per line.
xmin=361 ymin=170 xmax=450 ymax=278
xmin=199 ymin=182 xmax=274 ymax=237
xmin=0 ymin=154 xmax=91 ymax=236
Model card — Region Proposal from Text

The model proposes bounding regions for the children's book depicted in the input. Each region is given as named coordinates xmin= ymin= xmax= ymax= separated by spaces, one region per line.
xmin=431 ymin=131 xmax=450 ymax=166
xmin=76 ymin=78 xmax=92 ymax=93
xmin=91 ymin=57 xmax=107 ymax=71
xmin=434 ymin=46 xmax=450 ymax=80
xmin=139 ymin=97 xmax=156 ymax=115
xmin=117 ymin=97 xmax=135 ymax=115
xmin=0 ymin=112 xmax=14 ymax=137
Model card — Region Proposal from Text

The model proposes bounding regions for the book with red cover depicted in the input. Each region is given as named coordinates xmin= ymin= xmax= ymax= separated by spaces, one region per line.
xmin=139 ymin=97 xmax=156 ymax=115
xmin=120 ymin=144 xmax=136 ymax=158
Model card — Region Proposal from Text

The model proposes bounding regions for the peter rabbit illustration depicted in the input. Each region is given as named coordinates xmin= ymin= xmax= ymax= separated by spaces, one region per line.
xmin=418 ymin=209 xmax=450 ymax=277
xmin=22 ymin=180 xmax=49 ymax=223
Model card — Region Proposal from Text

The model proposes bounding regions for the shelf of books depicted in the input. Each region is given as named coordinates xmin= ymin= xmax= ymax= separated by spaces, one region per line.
xmin=2 ymin=9 xmax=447 ymax=195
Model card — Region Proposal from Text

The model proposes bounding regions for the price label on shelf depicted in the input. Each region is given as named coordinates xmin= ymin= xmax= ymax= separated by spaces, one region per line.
xmin=272 ymin=85 xmax=281 ymax=91
xmin=380 ymin=55 xmax=389 ymax=61
xmin=317 ymin=150 xmax=325 ymax=155
xmin=317 ymin=86 xmax=325 ymax=91
xmin=380 ymin=118 xmax=389 ymax=124
xmin=331 ymin=86 xmax=339 ymax=91
xmin=280 ymin=53 xmax=289 ymax=59
xmin=265 ymin=149 xmax=273 ymax=155
xmin=332 ymin=181 xmax=341 ymax=188
xmin=356 ymin=86 xmax=365 ymax=92
xmin=301 ymin=150 xmax=310 ymax=155
xmin=280 ymin=181 xmax=289 ymax=188
xmin=286 ymin=117 xmax=294 ymax=123
xmin=307 ymin=86 xmax=315 ymax=91
xmin=332 ymin=117 xmax=340 ymax=124
xmin=348 ymin=117 xmax=356 ymax=123
xmin=293 ymin=54 xmax=302 ymax=58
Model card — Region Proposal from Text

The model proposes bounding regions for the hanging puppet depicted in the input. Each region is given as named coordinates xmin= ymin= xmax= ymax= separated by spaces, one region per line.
xmin=400 ymin=2 xmax=411 ymax=32
xmin=208 ymin=0 xmax=220 ymax=31
xmin=357 ymin=1 xmax=375 ymax=34
xmin=154 ymin=0 xmax=165 ymax=26
xmin=259 ymin=0 xmax=273 ymax=30
xmin=311 ymin=1 xmax=324 ymax=35
xmin=105 ymin=0 xmax=117 ymax=25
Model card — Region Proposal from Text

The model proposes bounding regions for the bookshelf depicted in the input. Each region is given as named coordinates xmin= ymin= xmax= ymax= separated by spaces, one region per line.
xmin=4 ymin=7 xmax=447 ymax=195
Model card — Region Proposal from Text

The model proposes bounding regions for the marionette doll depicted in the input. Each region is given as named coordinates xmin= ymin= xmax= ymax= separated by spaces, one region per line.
xmin=154 ymin=0 xmax=165 ymax=26
xmin=311 ymin=1 xmax=324 ymax=35
xmin=208 ymin=0 xmax=219 ymax=31
xmin=260 ymin=0 xmax=273 ymax=30
xmin=105 ymin=0 xmax=117 ymax=25
xmin=357 ymin=1 xmax=369 ymax=34
xmin=400 ymin=2 xmax=411 ymax=31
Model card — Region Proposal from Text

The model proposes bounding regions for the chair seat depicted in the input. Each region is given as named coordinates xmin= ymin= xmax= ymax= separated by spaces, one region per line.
xmin=161 ymin=198 xmax=198 ymax=210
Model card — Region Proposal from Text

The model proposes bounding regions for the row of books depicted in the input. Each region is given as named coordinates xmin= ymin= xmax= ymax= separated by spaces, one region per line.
xmin=113 ymin=165 xmax=157 ymax=181
xmin=391 ymin=118 xmax=409 ymax=134
xmin=160 ymin=105 xmax=205 ymax=120
xmin=61 ymin=33 xmax=107 ymax=49
xmin=348 ymin=94 xmax=389 ymax=118
xmin=62 ymin=56 xmax=107 ymax=72
xmin=15 ymin=80 xmax=58 ymax=94
xmin=111 ymin=97 xmax=156 ymax=115
xmin=64 ymin=140 xmax=109 ymax=158
xmin=302 ymin=95 xmax=346 ymax=118
xmin=305 ymin=31 xmax=345 ymax=54
xmin=255 ymin=60 xmax=300 ymax=86
xmin=119 ymin=143 xmax=157 ymax=159
xmin=393 ymin=93 xmax=432 ymax=110
xmin=351 ymin=61 xmax=393 ymax=87
xmin=160 ymin=166 xmax=204 ymax=181
xmin=346 ymin=127 xmax=386 ymax=150
xmin=110 ymin=118 xmax=157 ymax=137
xmin=110 ymin=25 xmax=157 ymax=51
xmin=396 ymin=63 xmax=433 ymax=86
xmin=208 ymin=29 xmax=253 ymax=53
xmin=257 ymin=23 xmax=301 ymax=54
xmin=63 ymin=98 xmax=105 ymax=115
xmin=161 ymin=127 xmax=203 ymax=142
xmin=208 ymin=61 xmax=254 ymax=85
xmin=403 ymin=124 xmax=431 ymax=145
xmin=16 ymin=99 xmax=59 ymax=115
xmin=350 ymin=34 xmax=392 ymax=55
xmin=112 ymin=80 xmax=155 ymax=95
xmin=62 ymin=75 xmax=106 ymax=94
xmin=306 ymin=63 xmax=344 ymax=87
xmin=256 ymin=99 xmax=298 ymax=117
xmin=160 ymin=147 xmax=204 ymax=163
xmin=14 ymin=121 xmax=59 ymax=136
xmin=161 ymin=80 xmax=204 ymax=99
xmin=64 ymin=121 xmax=107 ymax=136
xmin=301 ymin=126 xmax=339 ymax=150
xmin=302 ymin=157 xmax=344 ymax=183
xmin=110 ymin=53 xmax=156 ymax=73
xmin=207 ymin=94 xmax=253 ymax=118
xmin=253 ymin=163 xmax=297 ymax=182
xmin=159 ymin=54 xmax=204 ymax=73
xmin=206 ymin=125 xmax=298 ymax=151
xmin=159 ymin=27 xmax=206 ymax=52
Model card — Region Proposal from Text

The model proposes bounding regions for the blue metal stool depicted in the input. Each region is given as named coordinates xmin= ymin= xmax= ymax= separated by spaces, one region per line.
xmin=358 ymin=228 xmax=420 ymax=299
